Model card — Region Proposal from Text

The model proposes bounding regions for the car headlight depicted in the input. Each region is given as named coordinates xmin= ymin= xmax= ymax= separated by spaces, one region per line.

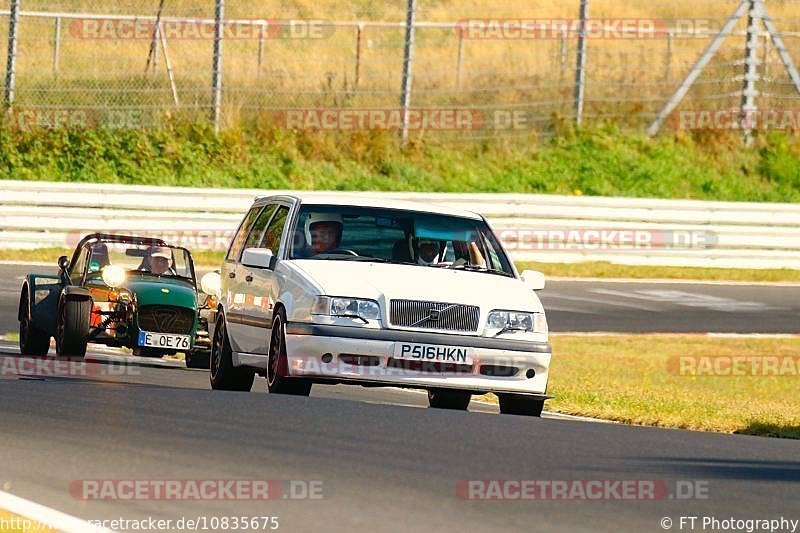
xmin=102 ymin=265 xmax=126 ymax=288
xmin=312 ymin=296 xmax=381 ymax=321
xmin=485 ymin=310 xmax=547 ymax=335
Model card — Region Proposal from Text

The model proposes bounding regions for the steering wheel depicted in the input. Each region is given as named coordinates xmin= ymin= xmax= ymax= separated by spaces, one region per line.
xmin=323 ymin=248 xmax=359 ymax=256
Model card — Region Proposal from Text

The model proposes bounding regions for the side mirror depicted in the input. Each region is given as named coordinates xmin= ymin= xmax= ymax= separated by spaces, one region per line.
xmin=200 ymin=271 xmax=222 ymax=299
xmin=520 ymin=269 xmax=546 ymax=291
xmin=241 ymin=248 xmax=274 ymax=270
xmin=58 ymin=256 xmax=70 ymax=271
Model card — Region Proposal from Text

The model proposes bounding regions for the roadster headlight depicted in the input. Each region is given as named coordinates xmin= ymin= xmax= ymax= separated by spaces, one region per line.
xmin=312 ymin=296 xmax=381 ymax=321
xmin=485 ymin=310 xmax=547 ymax=335
xmin=102 ymin=265 xmax=126 ymax=288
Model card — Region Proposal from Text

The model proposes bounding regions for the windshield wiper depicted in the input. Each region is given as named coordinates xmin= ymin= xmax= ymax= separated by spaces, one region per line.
xmin=447 ymin=264 xmax=513 ymax=277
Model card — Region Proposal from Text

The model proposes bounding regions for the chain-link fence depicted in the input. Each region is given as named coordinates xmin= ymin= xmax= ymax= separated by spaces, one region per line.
xmin=1 ymin=0 xmax=799 ymax=141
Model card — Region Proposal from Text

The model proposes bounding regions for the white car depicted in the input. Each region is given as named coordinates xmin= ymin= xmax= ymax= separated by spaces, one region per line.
xmin=208 ymin=194 xmax=552 ymax=416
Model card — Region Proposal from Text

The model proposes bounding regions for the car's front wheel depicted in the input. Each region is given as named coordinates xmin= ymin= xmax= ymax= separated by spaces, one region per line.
xmin=210 ymin=312 xmax=255 ymax=391
xmin=56 ymin=295 xmax=90 ymax=358
xmin=427 ymin=389 xmax=472 ymax=410
xmin=19 ymin=287 xmax=50 ymax=356
xmin=267 ymin=310 xmax=311 ymax=396
xmin=498 ymin=394 xmax=545 ymax=417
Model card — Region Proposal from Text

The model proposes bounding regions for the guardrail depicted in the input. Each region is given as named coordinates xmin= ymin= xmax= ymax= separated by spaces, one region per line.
xmin=1 ymin=180 xmax=799 ymax=270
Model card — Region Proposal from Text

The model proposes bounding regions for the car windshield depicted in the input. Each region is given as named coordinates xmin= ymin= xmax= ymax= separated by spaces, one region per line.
xmin=288 ymin=205 xmax=514 ymax=276
xmin=85 ymin=241 xmax=194 ymax=281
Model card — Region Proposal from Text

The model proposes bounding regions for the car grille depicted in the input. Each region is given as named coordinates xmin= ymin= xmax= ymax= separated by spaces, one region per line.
xmin=138 ymin=306 xmax=195 ymax=335
xmin=389 ymin=300 xmax=480 ymax=332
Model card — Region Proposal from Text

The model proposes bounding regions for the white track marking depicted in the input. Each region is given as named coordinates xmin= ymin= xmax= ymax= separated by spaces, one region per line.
xmin=544 ymin=292 xmax=662 ymax=312
xmin=591 ymin=288 xmax=787 ymax=312
xmin=0 ymin=490 xmax=115 ymax=533
xmin=546 ymin=277 xmax=800 ymax=287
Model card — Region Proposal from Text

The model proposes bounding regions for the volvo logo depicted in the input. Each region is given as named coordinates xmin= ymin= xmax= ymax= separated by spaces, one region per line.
xmin=410 ymin=304 xmax=458 ymax=327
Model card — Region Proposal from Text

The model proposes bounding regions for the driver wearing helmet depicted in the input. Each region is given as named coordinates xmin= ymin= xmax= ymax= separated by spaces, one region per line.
xmin=416 ymin=239 xmax=442 ymax=266
xmin=87 ymin=242 xmax=111 ymax=274
xmin=304 ymin=213 xmax=344 ymax=256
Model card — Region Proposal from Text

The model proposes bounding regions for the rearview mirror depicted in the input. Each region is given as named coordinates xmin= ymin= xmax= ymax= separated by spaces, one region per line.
xmin=58 ymin=256 xmax=70 ymax=271
xmin=241 ymin=248 xmax=274 ymax=270
xmin=520 ymin=269 xmax=546 ymax=291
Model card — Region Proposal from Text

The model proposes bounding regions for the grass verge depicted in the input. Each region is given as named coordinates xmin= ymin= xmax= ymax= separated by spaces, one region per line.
xmin=5 ymin=249 xmax=799 ymax=282
xmin=482 ymin=334 xmax=800 ymax=439
xmin=518 ymin=261 xmax=800 ymax=283
xmin=1 ymin=124 xmax=799 ymax=202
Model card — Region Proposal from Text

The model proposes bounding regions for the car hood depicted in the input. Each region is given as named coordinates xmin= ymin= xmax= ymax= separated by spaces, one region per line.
xmin=123 ymin=275 xmax=197 ymax=309
xmin=291 ymin=260 xmax=543 ymax=313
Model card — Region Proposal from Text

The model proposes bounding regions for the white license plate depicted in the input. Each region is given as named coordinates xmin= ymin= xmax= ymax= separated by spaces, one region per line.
xmin=138 ymin=331 xmax=191 ymax=350
xmin=394 ymin=343 xmax=473 ymax=364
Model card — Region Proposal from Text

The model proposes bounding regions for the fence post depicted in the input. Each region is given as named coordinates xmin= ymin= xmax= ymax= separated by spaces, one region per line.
xmin=257 ymin=22 xmax=265 ymax=79
xmin=399 ymin=0 xmax=417 ymax=147
xmin=211 ymin=0 xmax=224 ymax=132
xmin=455 ymin=29 xmax=464 ymax=89
xmin=355 ymin=23 xmax=364 ymax=89
xmin=53 ymin=16 xmax=61 ymax=76
xmin=5 ymin=0 xmax=20 ymax=109
xmin=573 ymin=0 xmax=589 ymax=126
xmin=740 ymin=0 xmax=762 ymax=142
xmin=664 ymin=30 xmax=673 ymax=81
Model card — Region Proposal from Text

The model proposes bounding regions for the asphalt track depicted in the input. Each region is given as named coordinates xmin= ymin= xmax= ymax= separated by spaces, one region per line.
xmin=2 ymin=264 xmax=799 ymax=334
xmin=0 ymin=263 xmax=798 ymax=532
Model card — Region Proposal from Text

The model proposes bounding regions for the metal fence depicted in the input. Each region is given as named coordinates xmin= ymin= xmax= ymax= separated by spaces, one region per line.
xmin=3 ymin=180 xmax=800 ymax=269
xmin=1 ymin=0 xmax=799 ymax=140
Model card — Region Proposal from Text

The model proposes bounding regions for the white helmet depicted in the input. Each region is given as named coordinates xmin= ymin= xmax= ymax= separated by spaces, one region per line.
xmin=304 ymin=212 xmax=343 ymax=246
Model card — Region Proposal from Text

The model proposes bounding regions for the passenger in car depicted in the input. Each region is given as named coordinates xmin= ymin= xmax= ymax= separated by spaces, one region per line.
xmin=416 ymin=239 xmax=442 ymax=266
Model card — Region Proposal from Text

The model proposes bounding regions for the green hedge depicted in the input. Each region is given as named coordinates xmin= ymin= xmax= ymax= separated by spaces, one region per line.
xmin=1 ymin=122 xmax=798 ymax=202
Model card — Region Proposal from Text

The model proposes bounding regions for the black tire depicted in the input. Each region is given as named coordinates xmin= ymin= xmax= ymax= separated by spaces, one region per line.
xmin=498 ymin=394 xmax=545 ymax=417
xmin=267 ymin=309 xmax=311 ymax=396
xmin=18 ymin=288 xmax=50 ymax=356
xmin=185 ymin=350 xmax=210 ymax=369
xmin=210 ymin=312 xmax=255 ymax=391
xmin=427 ymin=389 xmax=472 ymax=410
xmin=56 ymin=295 xmax=90 ymax=358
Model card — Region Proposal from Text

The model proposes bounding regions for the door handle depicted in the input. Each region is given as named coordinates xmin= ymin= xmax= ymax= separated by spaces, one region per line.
xmin=245 ymin=274 xmax=254 ymax=283
xmin=228 ymin=272 xmax=236 ymax=279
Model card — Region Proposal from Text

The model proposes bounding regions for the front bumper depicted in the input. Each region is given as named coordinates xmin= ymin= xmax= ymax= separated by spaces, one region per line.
xmin=285 ymin=323 xmax=552 ymax=395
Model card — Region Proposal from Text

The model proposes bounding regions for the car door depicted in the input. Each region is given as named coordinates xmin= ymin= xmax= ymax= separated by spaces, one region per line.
xmin=223 ymin=205 xmax=269 ymax=353
xmin=238 ymin=204 xmax=291 ymax=355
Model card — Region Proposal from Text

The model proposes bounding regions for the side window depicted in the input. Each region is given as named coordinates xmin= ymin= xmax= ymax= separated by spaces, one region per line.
xmin=259 ymin=206 xmax=289 ymax=253
xmin=227 ymin=206 xmax=263 ymax=262
xmin=243 ymin=204 xmax=277 ymax=251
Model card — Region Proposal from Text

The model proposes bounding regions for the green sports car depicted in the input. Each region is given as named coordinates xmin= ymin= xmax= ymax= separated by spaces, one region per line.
xmin=18 ymin=233 xmax=220 ymax=368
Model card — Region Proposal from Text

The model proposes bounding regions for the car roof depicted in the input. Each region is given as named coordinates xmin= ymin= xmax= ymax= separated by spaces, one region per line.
xmin=256 ymin=194 xmax=483 ymax=220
